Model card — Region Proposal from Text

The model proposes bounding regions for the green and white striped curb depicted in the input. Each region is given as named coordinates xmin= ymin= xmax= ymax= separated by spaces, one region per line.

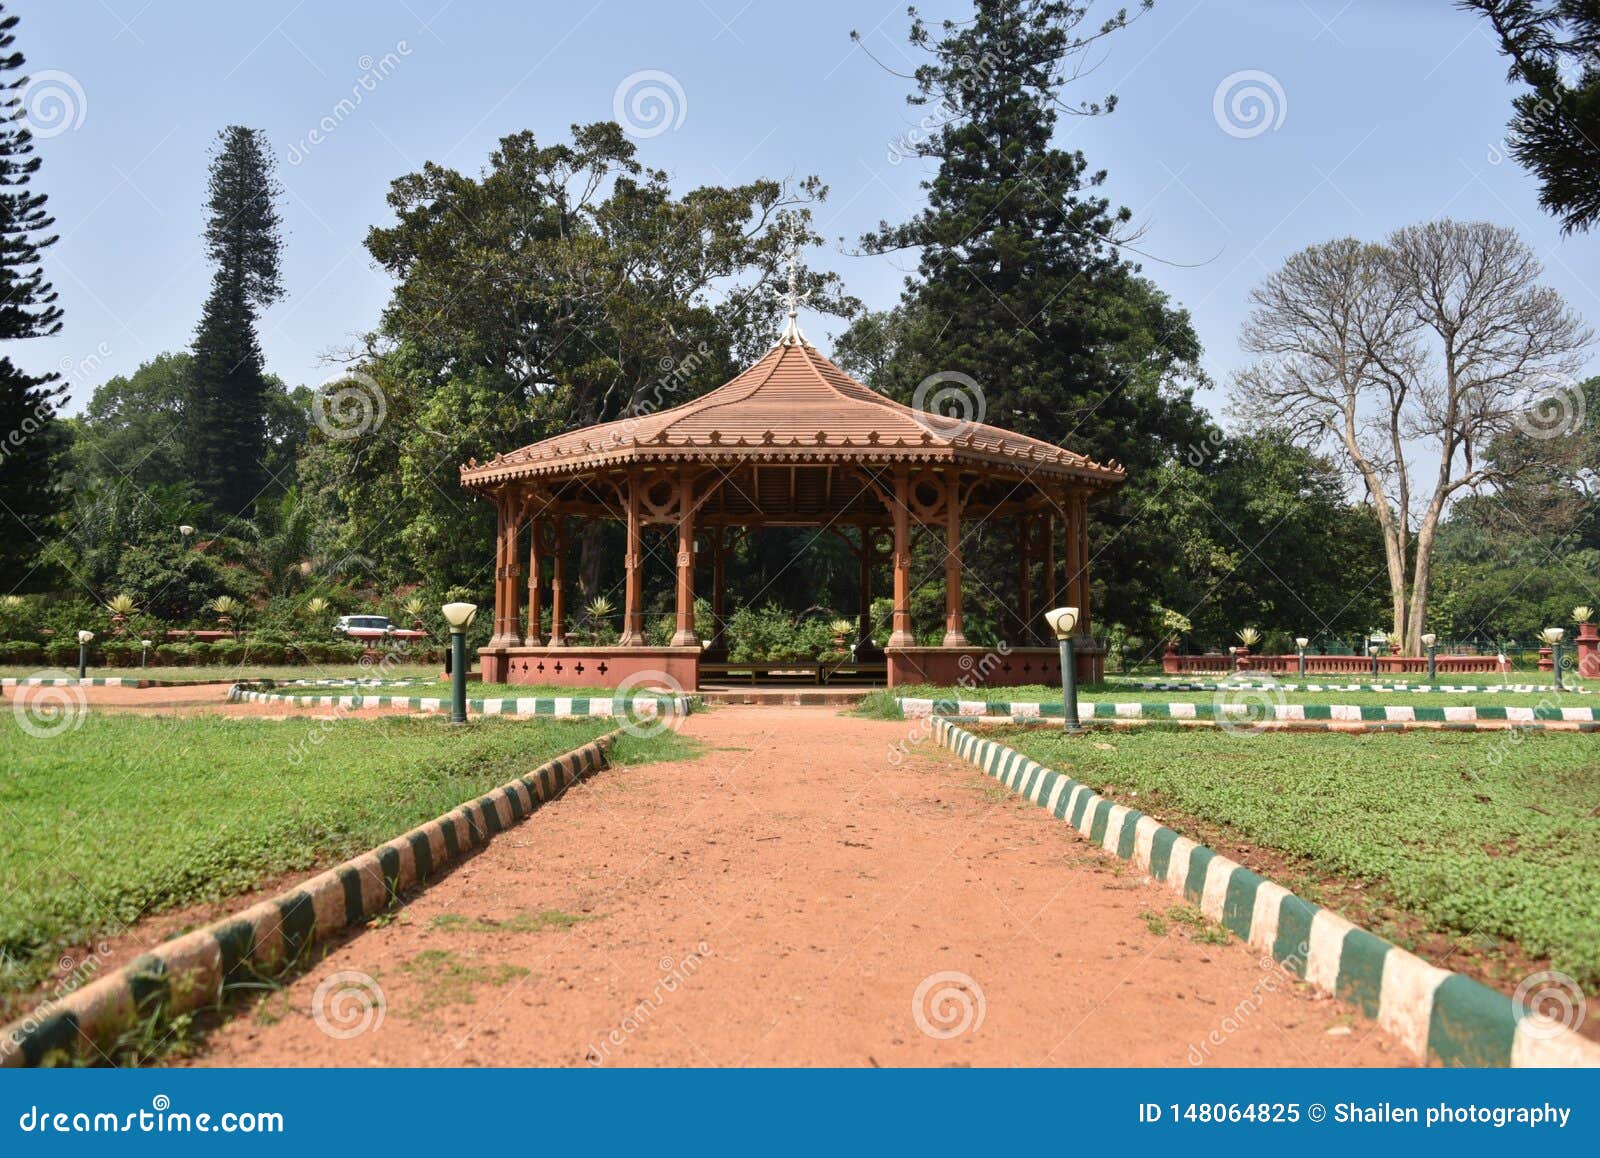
xmin=932 ymin=718 xmax=1600 ymax=1067
xmin=228 ymin=684 xmax=695 ymax=719
xmin=900 ymin=698 xmax=1600 ymax=725
xmin=0 ymin=733 xmax=616 ymax=1068
xmin=1133 ymin=681 xmax=1589 ymax=695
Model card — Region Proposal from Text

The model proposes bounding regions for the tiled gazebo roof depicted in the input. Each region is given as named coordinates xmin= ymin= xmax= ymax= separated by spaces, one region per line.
xmin=459 ymin=340 xmax=1123 ymax=489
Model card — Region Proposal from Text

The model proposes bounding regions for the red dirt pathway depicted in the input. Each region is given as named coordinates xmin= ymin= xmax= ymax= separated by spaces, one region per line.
xmin=190 ymin=705 xmax=1402 ymax=1067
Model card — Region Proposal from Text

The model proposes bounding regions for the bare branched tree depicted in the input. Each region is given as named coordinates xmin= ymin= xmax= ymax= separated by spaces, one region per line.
xmin=1231 ymin=219 xmax=1591 ymax=650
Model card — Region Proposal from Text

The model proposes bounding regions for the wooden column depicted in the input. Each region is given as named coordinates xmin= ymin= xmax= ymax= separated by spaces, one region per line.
xmin=1064 ymin=490 xmax=1082 ymax=631
xmin=858 ymin=529 xmax=873 ymax=649
xmin=548 ymin=518 xmax=568 ymax=647
xmin=1017 ymin=515 xmax=1033 ymax=645
xmin=525 ymin=513 xmax=543 ymax=646
xmin=1044 ymin=503 xmax=1058 ymax=612
xmin=1076 ymin=493 xmax=1093 ymax=637
xmin=490 ymin=493 xmax=523 ymax=647
xmin=621 ymin=472 xmax=646 ymax=645
xmin=671 ymin=469 xmax=698 ymax=646
xmin=941 ymin=468 xmax=967 ymax=646
xmin=709 ymin=526 xmax=726 ymax=652
xmin=889 ymin=469 xmax=914 ymax=648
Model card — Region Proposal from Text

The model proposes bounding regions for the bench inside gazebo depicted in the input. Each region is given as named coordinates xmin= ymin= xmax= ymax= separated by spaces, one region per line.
xmin=459 ymin=308 xmax=1123 ymax=693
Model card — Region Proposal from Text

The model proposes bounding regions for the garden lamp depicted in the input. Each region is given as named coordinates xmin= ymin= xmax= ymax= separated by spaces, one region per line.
xmin=140 ymin=638 xmax=152 ymax=669
xmin=1295 ymin=636 xmax=1309 ymax=676
xmin=178 ymin=524 xmax=195 ymax=537
xmin=441 ymin=602 xmax=478 ymax=724
xmin=1044 ymin=606 xmax=1082 ymax=734
xmin=1542 ymin=627 xmax=1566 ymax=691
xmin=76 ymin=630 xmax=94 ymax=680
xmin=1420 ymin=633 xmax=1437 ymax=683
xmin=1368 ymin=642 xmax=1381 ymax=679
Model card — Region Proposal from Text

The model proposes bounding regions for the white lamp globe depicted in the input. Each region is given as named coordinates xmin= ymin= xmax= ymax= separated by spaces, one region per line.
xmin=1042 ymin=607 xmax=1079 ymax=640
xmin=441 ymin=602 xmax=479 ymax=631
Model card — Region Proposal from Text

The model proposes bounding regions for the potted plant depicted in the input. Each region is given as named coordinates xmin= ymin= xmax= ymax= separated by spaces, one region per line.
xmin=828 ymin=618 xmax=854 ymax=650
xmin=1574 ymin=606 xmax=1598 ymax=678
xmin=106 ymin=594 xmax=137 ymax=636
xmin=401 ymin=596 xmax=427 ymax=631
xmin=210 ymin=595 xmax=241 ymax=636
xmin=584 ymin=595 xmax=615 ymax=645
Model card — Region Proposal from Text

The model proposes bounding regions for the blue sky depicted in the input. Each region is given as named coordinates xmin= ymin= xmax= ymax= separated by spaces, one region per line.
xmin=14 ymin=0 xmax=1600 ymax=418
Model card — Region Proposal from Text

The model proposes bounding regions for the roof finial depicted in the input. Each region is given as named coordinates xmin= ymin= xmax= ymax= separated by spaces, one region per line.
xmin=776 ymin=217 xmax=809 ymax=346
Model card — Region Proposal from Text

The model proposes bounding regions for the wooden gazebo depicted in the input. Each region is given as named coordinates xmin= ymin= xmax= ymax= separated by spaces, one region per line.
xmin=460 ymin=317 xmax=1123 ymax=691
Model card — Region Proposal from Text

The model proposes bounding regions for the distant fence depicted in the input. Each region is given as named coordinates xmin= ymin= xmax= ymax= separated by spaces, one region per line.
xmin=1165 ymin=652 xmax=1511 ymax=676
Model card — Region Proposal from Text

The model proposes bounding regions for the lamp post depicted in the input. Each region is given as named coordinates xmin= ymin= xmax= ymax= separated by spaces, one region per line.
xmin=1421 ymin=633 xmax=1437 ymax=683
xmin=1295 ymin=637 xmax=1308 ymax=677
xmin=1542 ymin=627 xmax=1566 ymax=692
xmin=441 ymin=602 xmax=478 ymax=724
xmin=76 ymin=630 xmax=94 ymax=680
xmin=1369 ymin=643 xmax=1380 ymax=679
xmin=140 ymin=638 xmax=152 ymax=669
xmin=1044 ymin=606 xmax=1082 ymax=734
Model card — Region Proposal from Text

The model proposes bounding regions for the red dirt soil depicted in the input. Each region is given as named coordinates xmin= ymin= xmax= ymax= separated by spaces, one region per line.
xmin=188 ymin=705 xmax=1404 ymax=1067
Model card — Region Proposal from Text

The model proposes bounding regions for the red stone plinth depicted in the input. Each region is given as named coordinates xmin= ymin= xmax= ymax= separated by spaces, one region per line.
xmin=886 ymin=644 xmax=1104 ymax=689
xmin=1577 ymin=623 xmax=1598 ymax=679
xmin=1538 ymin=647 xmax=1554 ymax=674
xmin=479 ymin=646 xmax=701 ymax=691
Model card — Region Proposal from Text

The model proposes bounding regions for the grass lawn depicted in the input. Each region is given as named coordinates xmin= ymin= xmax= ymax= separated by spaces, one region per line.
xmin=861 ymin=683 xmax=1592 ymax=715
xmin=0 ymin=713 xmax=690 ymax=1000
xmin=995 ymin=725 xmax=1600 ymax=988
xmin=0 ymin=663 xmax=444 ymax=684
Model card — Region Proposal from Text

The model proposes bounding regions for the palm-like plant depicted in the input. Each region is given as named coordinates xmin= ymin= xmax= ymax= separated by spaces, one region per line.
xmin=106 ymin=593 xmax=137 ymax=634
xmin=1574 ymin=606 xmax=1595 ymax=625
xmin=401 ymin=596 xmax=426 ymax=629
xmin=1235 ymin=627 xmax=1262 ymax=650
xmin=210 ymin=595 xmax=241 ymax=631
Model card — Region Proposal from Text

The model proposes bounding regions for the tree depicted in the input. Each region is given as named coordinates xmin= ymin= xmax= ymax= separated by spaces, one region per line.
xmin=837 ymin=0 xmax=1212 ymax=632
xmin=1232 ymin=220 xmax=1591 ymax=650
xmin=323 ymin=122 xmax=852 ymax=596
xmin=69 ymin=352 xmax=191 ymax=490
xmin=186 ymin=125 xmax=285 ymax=517
xmin=0 ymin=2 xmax=66 ymax=587
xmin=1463 ymin=1 xmax=1600 ymax=233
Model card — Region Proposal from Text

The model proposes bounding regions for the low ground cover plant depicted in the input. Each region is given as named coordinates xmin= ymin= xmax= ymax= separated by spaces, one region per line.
xmin=1000 ymin=726 xmax=1600 ymax=988
xmin=0 ymin=714 xmax=624 ymax=1003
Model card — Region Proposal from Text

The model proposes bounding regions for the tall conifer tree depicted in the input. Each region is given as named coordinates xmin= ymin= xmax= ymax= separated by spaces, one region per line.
xmin=186 ymin=125 xmax=284 ymax=516
xmin=0 ymin=3 xmax=66 ymax=583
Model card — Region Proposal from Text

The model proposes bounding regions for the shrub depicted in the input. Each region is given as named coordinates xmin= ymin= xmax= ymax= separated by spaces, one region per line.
xmin=43 ymin=638 xmax=79 ymax=666
xmin=726 ymin=603 xmax=839 ymax=663
xmin=0 ymin=640 xmax=43 ymax=664
xmin=101 ymin=641 xmax=141 ymax=668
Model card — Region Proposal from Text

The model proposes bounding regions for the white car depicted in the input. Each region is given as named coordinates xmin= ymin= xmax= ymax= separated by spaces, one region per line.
xmin=333 ymin=615 xmax=393 ymax=637
xmin=333 ymin=614 xmax=429 ymax=641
